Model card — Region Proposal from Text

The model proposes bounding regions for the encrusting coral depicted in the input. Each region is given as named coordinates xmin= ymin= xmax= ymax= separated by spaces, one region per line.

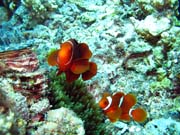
xmin=0 ymin=78 xmax=30 ymax=120
xmin=48 ymin=71 xmax=110 ymax=135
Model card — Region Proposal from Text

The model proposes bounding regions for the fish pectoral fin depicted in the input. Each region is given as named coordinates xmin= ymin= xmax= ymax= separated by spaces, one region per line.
xmin=82 ymin=62 xmax=97 ymax=81
xmin=131 ymin=108 xmax=147 ymax=123
xmin=47 ymin=49 xmax=59 ymax=66
xmin=79 ymin=43 xmax=92 ymax=59
xmin=70 ymin=59 xmax=90 ymax=74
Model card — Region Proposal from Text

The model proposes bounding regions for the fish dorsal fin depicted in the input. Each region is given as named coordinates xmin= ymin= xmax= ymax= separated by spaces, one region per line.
xmin=103 ymin=92 xmax=110 ymax=98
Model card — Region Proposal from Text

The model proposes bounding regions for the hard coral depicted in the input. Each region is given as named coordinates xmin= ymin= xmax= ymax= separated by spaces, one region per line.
xmin=21 ymin=0 xmax=58 ymax=20
xmin=0 ymin=48 xmax=48 ymax=100
xmin=0 ymin=48 xmax=38 ymax=72
xmin=136 ymin=0 xmax=178 ymax=15
xmin=34 ymin=107 xmax=85 ymax=135
xmin=0 ymin=78 xmax=30 ymax=120
xmin=130 ymin=15 xmax=172 ymax=42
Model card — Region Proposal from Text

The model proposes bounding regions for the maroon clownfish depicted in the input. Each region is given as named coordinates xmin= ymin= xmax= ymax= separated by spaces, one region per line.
xmin=47 ymin=39 xmax=97 ymax=82
xmin=99 ymin=92 xmax=147 ymax=123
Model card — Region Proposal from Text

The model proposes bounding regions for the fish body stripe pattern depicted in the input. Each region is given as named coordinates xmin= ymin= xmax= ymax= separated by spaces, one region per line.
xmin=129 ymin=108 xmax=133 ymax=117
xmin=118 ymin=96 xmax=124 ymax=108
xmin=64 ymin=40 xmax=74 ymax=66
xmin=103 ymin=96 xmax=112 ymax=111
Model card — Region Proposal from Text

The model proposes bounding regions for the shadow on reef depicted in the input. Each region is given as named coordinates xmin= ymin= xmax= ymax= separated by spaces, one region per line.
xmin=178 ymin=1 xmax=180 ymax=20
xmin=48 ymin=71 xmax=110 ymax=135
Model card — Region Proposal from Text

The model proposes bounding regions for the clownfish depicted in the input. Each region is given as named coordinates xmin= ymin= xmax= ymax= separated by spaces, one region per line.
xmin=99 ymin=92 xmax=147 ymax=123
xmin=47 ymin=39 xmax=97 ymax=82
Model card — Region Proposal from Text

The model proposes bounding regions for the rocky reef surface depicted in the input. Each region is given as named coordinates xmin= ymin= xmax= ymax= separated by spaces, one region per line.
xmin=0 ymin=0 xmax=180 ymax=135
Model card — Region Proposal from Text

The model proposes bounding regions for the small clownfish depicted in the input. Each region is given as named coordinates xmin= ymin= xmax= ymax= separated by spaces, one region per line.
xmin=47 ymin=39 xmax=97 ymax=82
xmin=99 ymin=92 xmax=147 ymax=123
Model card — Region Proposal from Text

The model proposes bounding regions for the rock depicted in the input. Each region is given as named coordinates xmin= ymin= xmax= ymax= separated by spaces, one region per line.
xmin=130 ymin=15 xmax=172 ymax=38
xmin=143 ymin=118 xmax=180 ymax=135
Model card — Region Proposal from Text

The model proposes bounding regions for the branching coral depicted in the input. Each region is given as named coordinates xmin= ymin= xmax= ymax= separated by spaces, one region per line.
xmin=48 ymin=71 xmax=110 ymax=135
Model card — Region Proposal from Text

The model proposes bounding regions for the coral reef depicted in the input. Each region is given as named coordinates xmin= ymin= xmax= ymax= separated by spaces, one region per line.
xmin=0 ymin=78 xmax=30 ymax=120
xmin=30 ymin=98 xmax=51 ymax=116
xmin=21 ymin=0 xmax=58 ymax=20
xmin=0 ymin=23 xmax=26 ymax=52
xmin=136 ymin=0 xmax=178 ymax=15
xmin=34 ymin=107 xmax=85 ymax=135
xmin=0 ymin=111 xmax=27 ymax=135
xmin=0 ymin=0 xmax=179 ymax=134
xmin=1 ymin=0 xmax=20 ymax=13
xmin=0 ymin=48 xmax=50 ymax=134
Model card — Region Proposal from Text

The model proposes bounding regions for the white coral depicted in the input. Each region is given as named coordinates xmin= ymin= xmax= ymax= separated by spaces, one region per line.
xmin=130 ymin=15 xmax=171 ymax=37
xmin=35 ymin=107 xmax=85 ymax=135
xmin=0 ymin=78 xmax=30 ymax=120
xmin=30 ymin=98 xmax=51 ymax=115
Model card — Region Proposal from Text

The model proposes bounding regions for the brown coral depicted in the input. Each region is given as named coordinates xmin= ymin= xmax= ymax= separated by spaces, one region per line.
xmin=0 ymin=48 xmax=48 ymax=100
xmin=0 ymin=48 xmax=39 ymax=73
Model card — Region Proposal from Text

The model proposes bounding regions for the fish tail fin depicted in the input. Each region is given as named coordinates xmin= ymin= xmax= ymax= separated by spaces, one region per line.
xmin=131 ymin=108 xmax=147 ymax=123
